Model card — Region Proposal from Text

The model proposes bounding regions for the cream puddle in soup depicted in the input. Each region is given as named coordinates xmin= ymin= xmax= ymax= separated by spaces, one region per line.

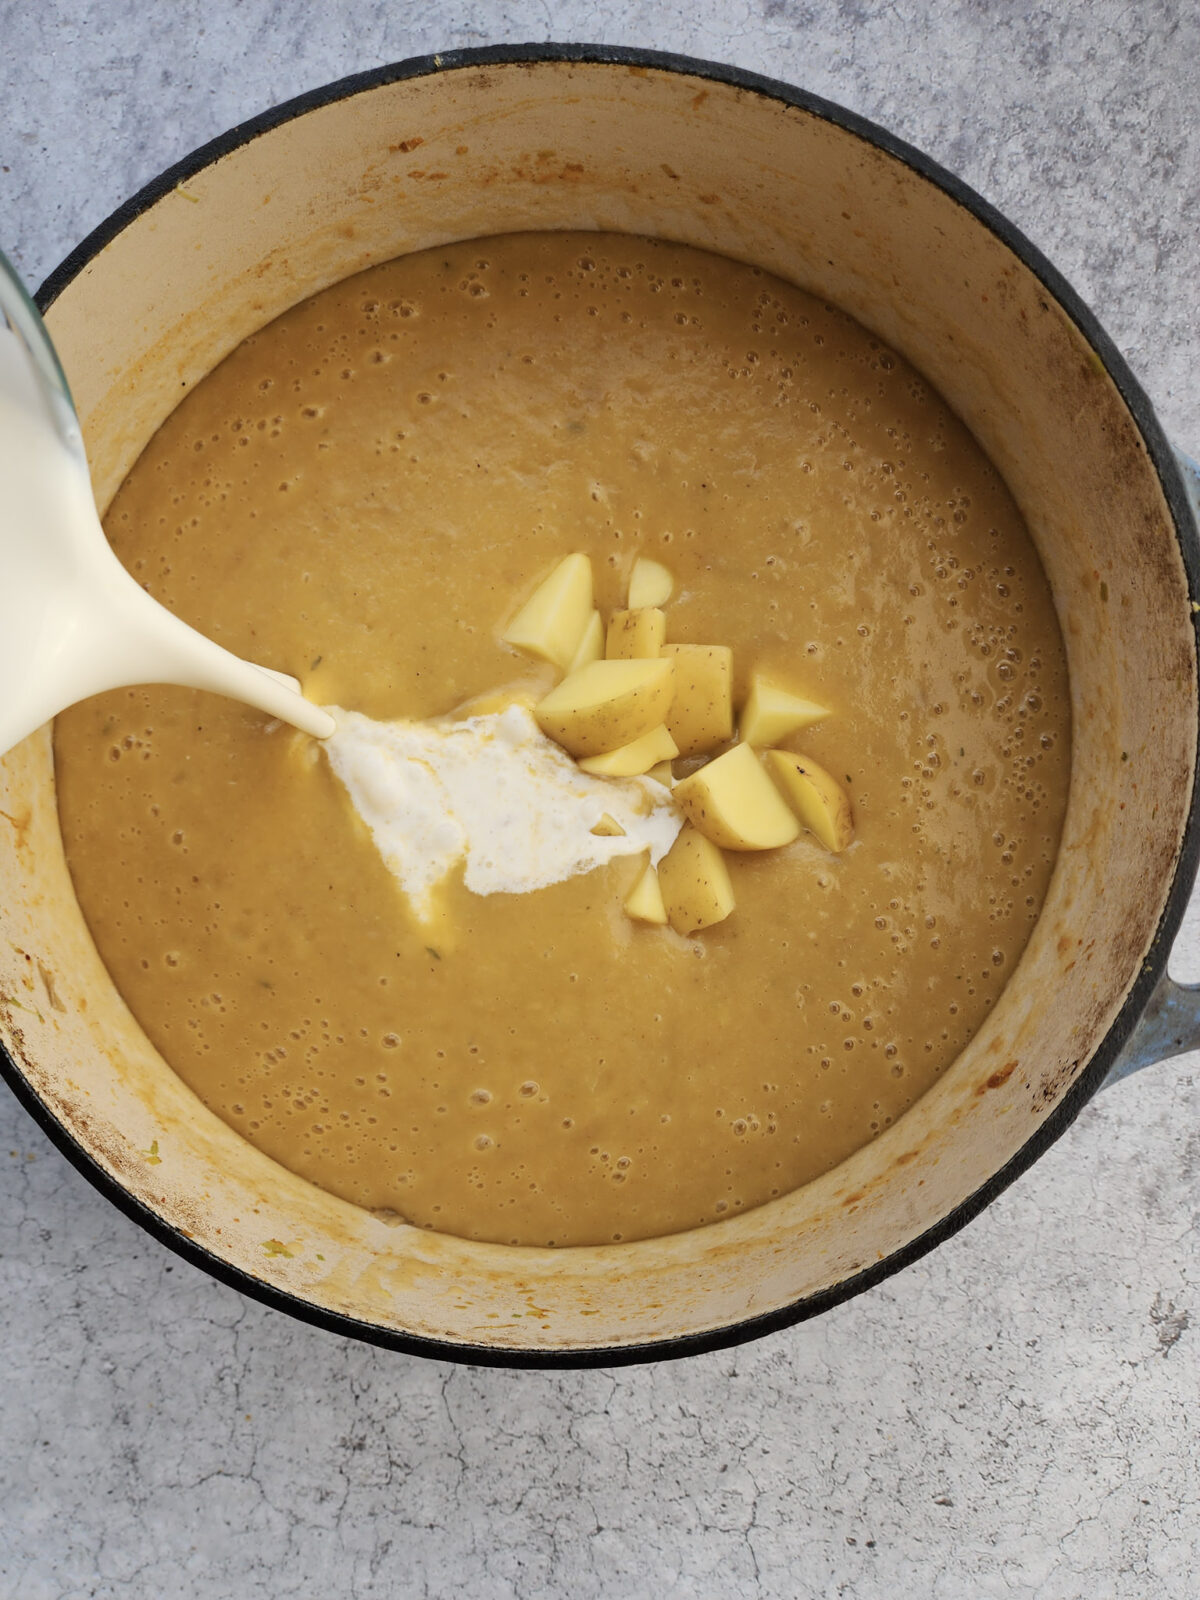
xmin=321 ymin=702 xmax=680 ymax=926
xmin=53 ymin=232 xmax=1070 ymax=1247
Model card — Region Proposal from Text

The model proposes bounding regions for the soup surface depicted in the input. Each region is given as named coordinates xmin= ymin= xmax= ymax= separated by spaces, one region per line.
xmin=54 ymin=233 xmax=1070 ymax=1246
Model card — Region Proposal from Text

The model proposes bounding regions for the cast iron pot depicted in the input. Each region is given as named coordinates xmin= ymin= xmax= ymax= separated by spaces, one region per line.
xmin=3 ymin=45 xmax=1200 ymax=1367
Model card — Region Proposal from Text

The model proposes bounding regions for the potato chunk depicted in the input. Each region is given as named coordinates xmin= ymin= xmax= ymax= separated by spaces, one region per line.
xmin=624 ymin=861 xmax=668 ymax=925
xmin=657 ymin=826 xmax=736 ymax=934
xmin=501 ymin=553 xmax=593 ymax=672
xmin=569 ymin=609 xmax=604 ymax=672
xmin=606 ymin=607 xmax=666 ymax=660
xmin=534 ymin=658 xmax=675 ymax=757
xmin=628 ymin=556 xmax=674 ymax=609
xmin=673 ymin=742 xmax=800 ymax=851
xmin=662 ymin=643 xmax=734 ymax=757
xmin=578 ymin=724 xmax=679 ymax=777
xmin=590 ymin=813 xmax=626 ymax=837
xmin=764 ymin=750 xmax=855 ymax=852
xmin=740 ymin=675 xmax=830 ymax=746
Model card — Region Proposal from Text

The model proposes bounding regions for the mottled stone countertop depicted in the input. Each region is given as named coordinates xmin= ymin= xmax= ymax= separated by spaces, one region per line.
xmin=1 ymin=3 xmax=1198 ymax=1596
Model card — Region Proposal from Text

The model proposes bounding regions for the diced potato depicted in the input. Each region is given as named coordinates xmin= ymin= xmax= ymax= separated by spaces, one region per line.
xmin=657 ymin=826 xmax=736 ymax=934
xmin=624 ymin=860 xmax=668 ymax=925
xmin=606 ymin=607 xmax=666 ymax=660
xmin=740 ymin=675 xmax=830 ymax=746
xmin=764 ymin=750 xmax=855 ymax=852
xmin=590 ymin=813 xmax=626 ymax=837
xmin=578 ymin=724 xmax=679 ymax=778
xmin=628 ymin=556 xmax=674 ymax=609
xmin=646 ymin=760 xmax=675 ymax=787
xmin=673 ymin=742 xmax=800 ymax=851
xmin=569 ymin=609 xmax=604 ymax=673
xmin=501 ymin=553 xmax=593 ymax=672
xmin=534 ymin=657 xmax=675 ymax=757
xmin=662 ymin=643 xmax=734 ymax=757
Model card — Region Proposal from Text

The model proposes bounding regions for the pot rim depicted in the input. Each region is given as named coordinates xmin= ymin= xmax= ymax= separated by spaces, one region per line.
xmin=9 ymin=41 xmax=1200 ymax=1369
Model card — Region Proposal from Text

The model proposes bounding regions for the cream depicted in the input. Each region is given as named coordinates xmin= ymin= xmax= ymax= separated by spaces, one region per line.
xmin=322 ymin=702 xmax=681 ymax=922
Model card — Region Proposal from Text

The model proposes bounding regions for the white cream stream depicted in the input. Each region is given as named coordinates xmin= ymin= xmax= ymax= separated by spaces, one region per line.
xmin=322 ymin=703 xmax=682 ymax=922
xmin=0 ymin=329 xmax=332 ymax=757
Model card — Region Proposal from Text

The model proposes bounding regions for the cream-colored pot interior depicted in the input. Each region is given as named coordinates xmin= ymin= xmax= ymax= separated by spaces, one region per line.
xmin=1 ymin=56 xmax=1194 ymax=1356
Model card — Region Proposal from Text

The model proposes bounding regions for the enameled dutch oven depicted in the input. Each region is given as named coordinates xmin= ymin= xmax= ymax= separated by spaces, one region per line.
xmin=3 ymin=45 xmax=1200 ymax=1366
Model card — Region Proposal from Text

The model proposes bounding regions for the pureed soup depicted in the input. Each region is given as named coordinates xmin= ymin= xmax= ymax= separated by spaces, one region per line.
xmin=53 ymin=233 xmax=1070 ymax=1247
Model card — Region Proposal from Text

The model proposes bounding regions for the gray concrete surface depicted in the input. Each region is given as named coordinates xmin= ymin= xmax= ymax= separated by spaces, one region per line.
xmin=1 ymin=3 xmax=1198 ymax=1596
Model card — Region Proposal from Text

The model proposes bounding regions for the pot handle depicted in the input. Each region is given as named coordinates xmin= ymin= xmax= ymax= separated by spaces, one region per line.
xmin=1103 ymin=448 xmax=1200 ymax=1089
xmin=1104 ymin=969 xmax=1200 ymax=1086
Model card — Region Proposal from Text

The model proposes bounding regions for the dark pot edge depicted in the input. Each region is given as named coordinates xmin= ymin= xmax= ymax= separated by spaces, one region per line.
xmin=7 ymin=40 xmax=1198 ymax=1370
